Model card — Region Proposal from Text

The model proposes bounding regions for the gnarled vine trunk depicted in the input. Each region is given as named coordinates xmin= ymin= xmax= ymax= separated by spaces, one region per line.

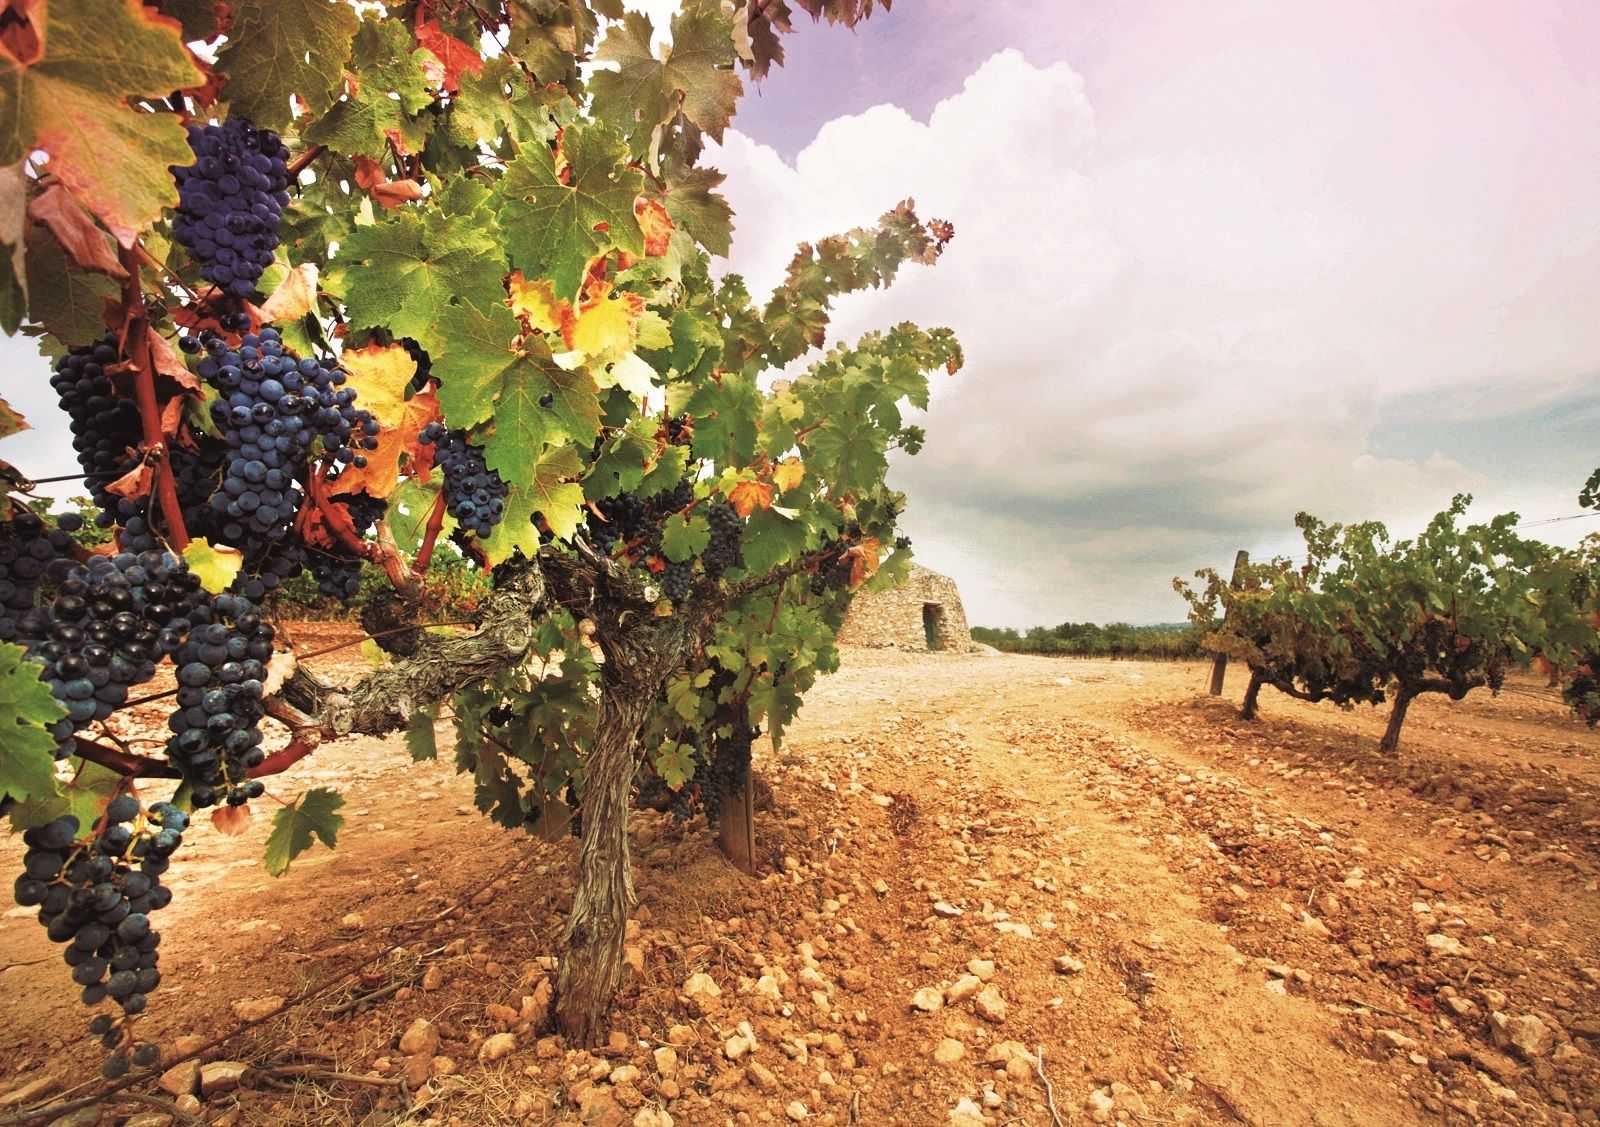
xmin=1379 ymin=687 xmax=1415 ymax=754
xmin=554 ymin=680 xmax=650 ymax=1044
xmin=1240 ymin=670 xmax=1265 ymax=720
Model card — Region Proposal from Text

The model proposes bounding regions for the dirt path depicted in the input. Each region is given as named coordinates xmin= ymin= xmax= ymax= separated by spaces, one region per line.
xmin=2 ymin=646 xmax=1596 ymax=1126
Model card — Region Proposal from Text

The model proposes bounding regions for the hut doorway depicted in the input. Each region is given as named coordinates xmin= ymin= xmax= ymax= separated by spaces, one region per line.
xmin=922 ymin=603 xmax=945 ymax=650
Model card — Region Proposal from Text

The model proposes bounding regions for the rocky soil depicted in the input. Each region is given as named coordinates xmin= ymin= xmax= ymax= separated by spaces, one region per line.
xmin=1 ymin=640 xmax=1597 ymax=1127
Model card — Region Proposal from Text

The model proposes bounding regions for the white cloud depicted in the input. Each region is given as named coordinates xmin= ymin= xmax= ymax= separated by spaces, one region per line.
xmin=704 ymin=39 xmax=1600 ymax=626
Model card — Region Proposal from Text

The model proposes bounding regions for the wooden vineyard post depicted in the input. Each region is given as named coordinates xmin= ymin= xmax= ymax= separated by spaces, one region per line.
xmin=717 ymin=775 xmax=757 ymax=874
xmin=1208 ymin=550 xmax=1250 ymax=695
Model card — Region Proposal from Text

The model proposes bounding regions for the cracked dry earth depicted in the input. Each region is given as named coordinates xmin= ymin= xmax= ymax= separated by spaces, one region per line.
xmin=2 ymin=641 xmax=1598 ymax=1127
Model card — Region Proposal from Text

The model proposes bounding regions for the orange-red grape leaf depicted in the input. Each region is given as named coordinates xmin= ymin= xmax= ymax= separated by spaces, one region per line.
xmin=25 ymin=185 xmax=126 ymax=278
xmin=0 ymin=0 xmax=203 ymax=246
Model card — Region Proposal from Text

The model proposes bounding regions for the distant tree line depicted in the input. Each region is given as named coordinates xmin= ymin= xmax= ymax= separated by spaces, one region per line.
xmin=971 ymin=620 xmax=1207 ymax=659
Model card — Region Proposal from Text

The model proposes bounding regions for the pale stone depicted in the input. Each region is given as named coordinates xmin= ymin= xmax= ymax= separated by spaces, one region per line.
xmin=478 ymin=1032 xmax=518 ymax=1063
xmin=399 ymin=1017 xmax=439 ymax=1056
xmin=229 ymin=996 xmax=284 ymax=1021
xmin=911 ymin=987 xmax=944 ymax=1012
xmin=1426 ymin=933 xmax=1466 ymax=958
xmin=683 ymin=972 xmax=722 ymax=998
xmin=653 ymin=1046 xmax=679 ymax=1075
xmin=1053 ymin=954 xmax=1085 ymax=975
xmin=785 ymin=1100 xmax=810 ymax=1121
xmin=945 ymin=974 xmax=983 ymax=1003
xmin=933 ymin=1038 xmax=965 ymax=1064
xmin=158 ymin=1061 xmax=199 ymax=1098
xmin=974 ymin=984 xmax=1008 ymax=1023
xmin=198 ymin=1062 xmax=249 ymax=1095
xmin=968 ymin=959 xmax=996 ymax=981
xmin=747 ymin=1061 xmax=779 ymax=1092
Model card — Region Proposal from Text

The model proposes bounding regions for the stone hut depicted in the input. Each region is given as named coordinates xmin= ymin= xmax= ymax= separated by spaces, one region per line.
xmin=837 ymin=564 xmax=973 ymax=651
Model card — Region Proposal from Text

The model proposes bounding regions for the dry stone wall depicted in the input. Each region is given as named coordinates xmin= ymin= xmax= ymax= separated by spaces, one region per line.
xmin=836 ymin=564 xmax=974 ymax=651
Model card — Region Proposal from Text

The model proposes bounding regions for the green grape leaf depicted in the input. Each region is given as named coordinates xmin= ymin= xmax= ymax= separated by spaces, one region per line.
xmin=661 ymin=512 xmax=710 ymax=563
xmin=496 ymin=123 xmax=644 ymax=300
xmin=665 ymin=668 xmax=713 ymax=723
xmin=161 ymin=0 xmax=223 ymax=42
xmin=0 ymin=642 xmax=65 ymax=804
xmin=386 ymin=477 xmax=449 ymax=555
xmin=445 ymin=56 xmax=554 ymax=148
xmin=652 ymin=740 xmax=695 ymax=790
xmin=263 ymin=786 xmax=345 ymax=877
xmin=405 ymin=705 xmax=439 ymax=762
xmin=656 ymin=164 xmax=733 ymax=257
xmin=303 ymin=18 xmax=433 ymax=158
xmin=685 ymin=373 xmax=760 ymax=465
xmin=0 ymin=0 xmax=202 ymax=245
xmin=480 ymin=446 xmax=586 ymax=565
xmin=637 ymin=445 xmax=690 ymax=499
xmin=584 ymin=416 xmax=656 ymax=501
xmin=218 ymin=0 xmax=360 ymax=131
xmin=7 ymin=758 xmax=124 ymax=833
xmin=433 ymin=303 xmax=601 ymax=460
xmin=590 ymin=1 xmax=742 ymax=157
xmin=738 ymin=507 xmax=808 ymax=576
xmin=329 ymin=205 xmax=506 ymax=342
xmin=181 ymin=537 xmax=244 ymax=594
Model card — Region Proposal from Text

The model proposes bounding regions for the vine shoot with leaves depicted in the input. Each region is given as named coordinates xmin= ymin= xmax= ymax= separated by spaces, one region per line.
xmin=0 ymin=0 xmax=962 ymax=1078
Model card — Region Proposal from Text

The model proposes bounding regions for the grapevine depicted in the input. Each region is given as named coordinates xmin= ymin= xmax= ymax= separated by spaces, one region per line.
xmin=0 ymin=0 xmax=962 ymax=1067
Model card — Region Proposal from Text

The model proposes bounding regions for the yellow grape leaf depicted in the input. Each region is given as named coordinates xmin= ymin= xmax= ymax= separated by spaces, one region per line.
xmin=332 ymin=384 xmax=440 ymax=499
xmin=211 ymin=802 xmax=254 ymax=836
xmin=601 ymin=352 xmax=657 ymax=398
xmin=339 ymin=342 xmax=417 ymax=429
xmin=636 ymin=310 xmax=671 ymax=351
xmin=182 ymin=538 xmax=244 ymax=594
xmin=727 ymin=479 xmax=775 ymax=519
xmin=508 ymin=270 xmax=570 ymax=336
xmin=0 ymin=0 xmax=205 ymax=246
xmin=772 ymin=457 xmax=804 ymax=493
xmin=564 ymin=283 xmax=644 ymax=363
xmin=258 ymin=263 xmax=319 ymax=323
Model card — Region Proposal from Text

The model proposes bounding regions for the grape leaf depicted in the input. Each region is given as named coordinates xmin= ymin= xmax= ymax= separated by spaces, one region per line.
xmin=0 ymin=396 xmax=25 ymax=439
xmin=263 ymin=786 xmax=344 ymax=877
xmin=590 ymin=1 xmax=742 ymax=157
xmin=637 ymin=444 xmax=690 ymax=498
xmin=496 ymin=123 xmax=644 ymax=300
xmin=181 ymin=538 xmax=244 ymax=594
xmin=386 ymin=477 xmax=450 ymax=555
xmin=217 ymin=0 xmax=359 ymax=131
xmin=738 ymin=506 xmax=808 ymax=575
xmin=335 ymin=384 xmax=440 ymax=500
xmin=652 ymin=740 xmax=695 ymax=790
xmin=258 ymin=263 xmax=319 ymax=323
xmin=0 ymin=641 xmax=65 ymax=803
xmin=656 ymin=164 xmax=732 ymax=257
xmin=405 ymin=705 xmax=439 ymax=762
xmin=564 ymin=284 xmax=644 ymax=363
xmin=23 ymin=224 xmax=116 ymax=344
xmin=415 ymin=12 xmax=484 ymax=93
xmin=584 ymin=416 xmax=656 ymax=501
xmin=444 ymin=56 xmax=554 ymax=148
xmin=434 ymin=302 xmax=601 ymax=460
xmin=773 ymin=457 xmax=805 ymax=493
xmin=304 ymin=18 xmax=433 ymax=158
xmin=26 ymin=185 xmax=127 ymax=278
xmin=480 ymin=446 xmax=586 ymax=566
xmin=726 ymin=478 xmax=774 ymax=518
xmin=684 ymin=373 xmax=760 ymax=465
xmin=661 ymin=512 xmax=710 ymax=563
xmin=6 ymin=758 xmax=122 ymax=833
xmin=157 ymin=0 xmax=222 ymax=42
xmin=328 ymin=204 xmax=506 ymax=342
xmin=0 ymin=0 xmax=202 ymax=245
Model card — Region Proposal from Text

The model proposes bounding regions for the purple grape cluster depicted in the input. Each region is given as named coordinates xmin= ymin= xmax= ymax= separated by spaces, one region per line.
xmin=13 ymin=798 xmax=187 ymax=1077
xmin=171 ymin=119 xmax=291 ymax=297
xmin=165 ymin=591 xmax=273 ymax=808
xmin=49 ymin=335 xmax=144 ymax=531
xmin=420 ymin=422 xmax=506 ymax=539
xmin=193 ymin=327 xmax=379 ymax=555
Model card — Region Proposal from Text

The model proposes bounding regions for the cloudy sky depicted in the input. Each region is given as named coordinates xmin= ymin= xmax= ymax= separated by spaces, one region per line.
xmin=4 ymin=0 xmax=1597 ymax=627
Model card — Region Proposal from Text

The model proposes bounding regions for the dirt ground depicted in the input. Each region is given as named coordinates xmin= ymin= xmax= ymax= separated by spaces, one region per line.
xmin=2 ymin=638 xmax=1598 ymax=1127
